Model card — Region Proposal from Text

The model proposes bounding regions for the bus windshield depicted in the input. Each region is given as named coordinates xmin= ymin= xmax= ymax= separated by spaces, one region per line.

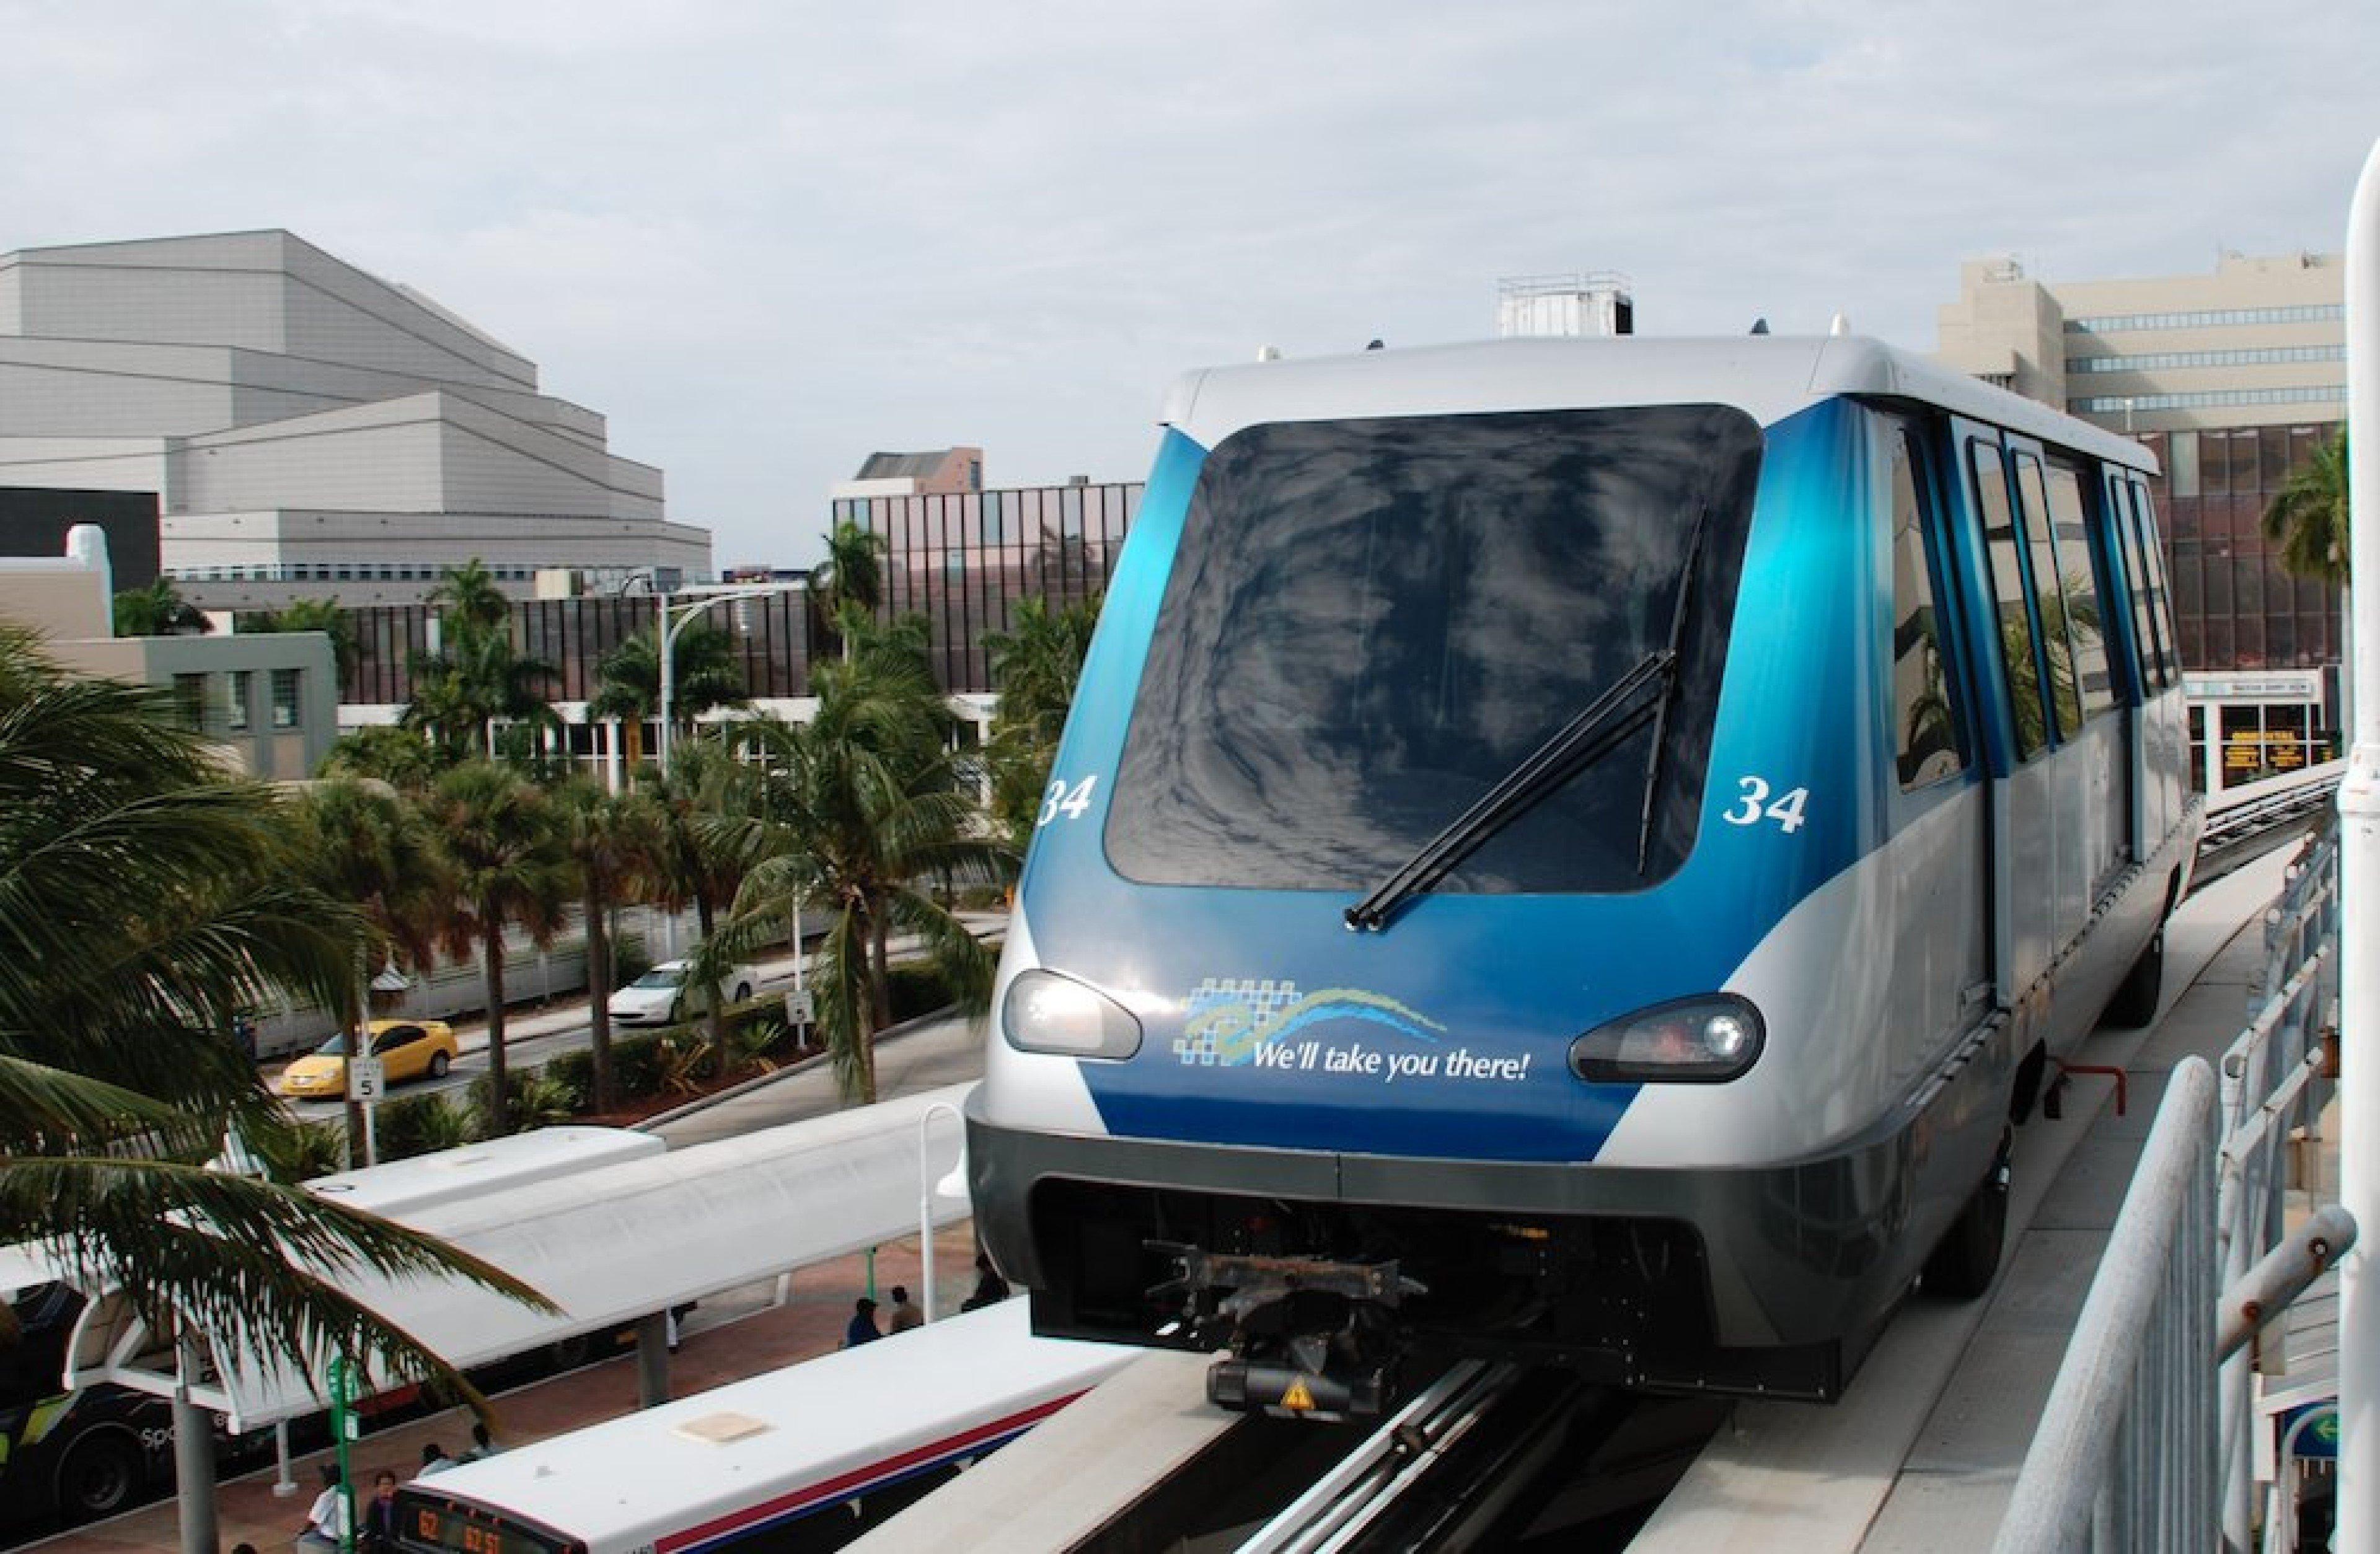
xmin=1106 ymin=405 xmax=1761 ymax=895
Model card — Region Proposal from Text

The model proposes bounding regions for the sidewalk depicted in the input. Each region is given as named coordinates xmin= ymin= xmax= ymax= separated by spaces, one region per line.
xmin=1624 ymin=845 xmax=2297 ymax=1553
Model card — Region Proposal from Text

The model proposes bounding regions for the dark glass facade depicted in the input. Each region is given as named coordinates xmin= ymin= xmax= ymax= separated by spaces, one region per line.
xmin=343 ymin=592 xmax=816 ymax=706
xmin=834 ymin=481 xmax=1140 ymax=692
xmin=2130 ymin=422 xmax=2343 ymax=673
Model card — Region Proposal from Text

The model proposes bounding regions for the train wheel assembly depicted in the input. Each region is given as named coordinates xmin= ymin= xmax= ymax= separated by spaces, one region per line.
xmin=2102 ymin=929 xmax=2164 ymax=1029
xmin=1923 ymin=1128 xmax=2012 ymax=1299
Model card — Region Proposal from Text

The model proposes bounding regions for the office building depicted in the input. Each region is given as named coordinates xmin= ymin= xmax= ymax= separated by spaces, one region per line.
xmin=833 ymin=472 xmax=1139 ymax=695
xmin=1937 ymin=252 xmax=2345 ymax=791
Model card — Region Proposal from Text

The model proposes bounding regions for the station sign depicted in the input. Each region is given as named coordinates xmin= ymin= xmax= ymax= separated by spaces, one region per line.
xmin=2186 ymin=670 xmax=2324 ymax=704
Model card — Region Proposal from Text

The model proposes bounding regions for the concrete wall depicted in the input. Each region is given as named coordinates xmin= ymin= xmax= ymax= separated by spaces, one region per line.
xmin=0 ymin=558 xmax=108 ymax=639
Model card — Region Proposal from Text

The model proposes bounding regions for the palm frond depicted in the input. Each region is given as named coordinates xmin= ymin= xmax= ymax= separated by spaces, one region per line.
xmin=0 ymin=1156 xmax=557 ymax=1405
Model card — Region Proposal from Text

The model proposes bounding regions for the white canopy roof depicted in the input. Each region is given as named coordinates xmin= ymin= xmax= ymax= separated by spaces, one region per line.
xmin=58 ymin=1085 xmax=974 ymax=1429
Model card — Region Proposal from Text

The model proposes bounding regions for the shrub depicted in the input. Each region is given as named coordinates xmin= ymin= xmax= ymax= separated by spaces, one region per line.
xmin=886 ymin=963 xmax=957 ymax=1023
xmin=542 ymin=1048 xmax=596 ymax=1107
xmin=609 ymin=1031 xmax=668 ymax=1099
xmin=722 ymin=1019 xmax=784 ymax=1081
xmin=377 ymin=1093 xmax=477 ymax=1161
xmin=252 ymin=1119 xmax=350 ymax=1182
xmin=511 ymin=1072 xmax=581 ymax=1130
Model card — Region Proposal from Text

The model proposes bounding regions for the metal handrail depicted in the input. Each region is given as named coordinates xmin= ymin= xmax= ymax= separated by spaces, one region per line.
xmin=1994 ymin=1058 xmax=2221 ymax=1553
xmin=1996 ymin=827 xmax=2348 ymax=1552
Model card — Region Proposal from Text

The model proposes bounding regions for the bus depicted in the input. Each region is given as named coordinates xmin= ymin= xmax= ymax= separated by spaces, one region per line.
xmin=390 ymin=1300 xmax=1136 ymax=1554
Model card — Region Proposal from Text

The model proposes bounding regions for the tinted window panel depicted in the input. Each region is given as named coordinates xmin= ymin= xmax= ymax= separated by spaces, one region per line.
xmin=1108 ymin=406 xmax=1762 ymax=893
xmin=1972 ymin=441 xmax=2047 ymax=760
xmin=2131 ymin=478 xmax=2177 ymax=687
xmin=2045 ymin=460 xmax=2116 ymax=719
xmin=2013 ymin=454 xmax=2082 ymax=739
xmin=1890 ymin=428 xmax=1964 ymax=788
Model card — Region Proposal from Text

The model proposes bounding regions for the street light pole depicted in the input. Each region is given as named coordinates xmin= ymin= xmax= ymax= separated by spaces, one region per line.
xmin=917 ymin=1099 xmax=966 ymax=1323
xmin=652 ymin=581 xmax=804 ymax=777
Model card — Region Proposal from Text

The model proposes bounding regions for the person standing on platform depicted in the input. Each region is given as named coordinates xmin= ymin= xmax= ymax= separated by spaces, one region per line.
xmin=844 ymin=1296 xmax=882 ymax=1346
xmin=961 ymin=1253 xmax=1011 ymax=1312
xmin=296 ymin=1464 xmax=348 ymax=1551
xmin=887 ymin=1285 xmax=923 ymax=1333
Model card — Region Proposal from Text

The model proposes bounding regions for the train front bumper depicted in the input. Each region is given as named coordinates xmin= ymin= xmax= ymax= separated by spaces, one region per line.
xmin=964 ymin=1070 xmax=1998 ymax=1403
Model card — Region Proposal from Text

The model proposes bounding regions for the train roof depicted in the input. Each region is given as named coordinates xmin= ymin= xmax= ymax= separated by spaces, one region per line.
xmin=403 ymin=1299 xmax=1136 ymax=1547
xmin=1160 ymin=336 xmax=2156 ymax=475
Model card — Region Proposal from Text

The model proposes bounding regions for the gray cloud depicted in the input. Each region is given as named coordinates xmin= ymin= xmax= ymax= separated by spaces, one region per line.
xmin=0 ymin=0 xmax=2367 ymax=567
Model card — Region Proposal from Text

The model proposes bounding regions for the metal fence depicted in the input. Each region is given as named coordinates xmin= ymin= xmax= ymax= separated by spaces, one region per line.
xmin=1995 ymin=832 xmax=2348 ymax=1553
xmin=1994 ymin=1056 xmax=2221 ymax=1554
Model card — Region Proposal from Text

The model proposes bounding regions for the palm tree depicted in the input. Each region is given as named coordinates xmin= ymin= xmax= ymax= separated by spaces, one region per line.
xmin=292 ymin=778 xmax=450 ymax=1165
xmin=403 ymin=589 xmax=560 ymax=763
xmin=809 ymin=520 xmax=888 ymax=662
xmin=111 ymin=577 xmax=209 ymax=637
xmin=0 ymin=629 xmax=545 ymax=1470
xmin=721 ymin=623 xmax=1010 ymax=1103
xmin=424 ymin=558 xmax=512 ymax=636
xmin=238 ymin=597 xmax=357 ymax=683
xmin=644 ymin=744 xmax=760 ymax=1078
xmin=318 ymin=724 xmax=452 ymax=789
xmin=588 ymin=621 xmax=749 ymax=768
xmin=418 ymin=762 xmax=574 ymax=1135
xmin=550 ymin=778 xmax=661 ymax=1111
xmin=982 ymin=595 xmax=1101 ymax=848
xmin=2262 ymin=428 xmax=2350 ymax=584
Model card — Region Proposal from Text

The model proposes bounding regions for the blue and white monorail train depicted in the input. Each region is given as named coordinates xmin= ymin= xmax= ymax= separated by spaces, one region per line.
xmin=966 ymin=336 xmax=2200 ymax=1408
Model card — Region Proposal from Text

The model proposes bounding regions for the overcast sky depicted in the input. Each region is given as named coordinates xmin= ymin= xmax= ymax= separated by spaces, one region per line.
xmin=2 ymin=0 xmax=2370 ymax=569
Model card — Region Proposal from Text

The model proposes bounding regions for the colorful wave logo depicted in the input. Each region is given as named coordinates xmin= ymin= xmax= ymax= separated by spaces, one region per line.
xmin=1174 ymin=978 xmax=1445 ymax=1067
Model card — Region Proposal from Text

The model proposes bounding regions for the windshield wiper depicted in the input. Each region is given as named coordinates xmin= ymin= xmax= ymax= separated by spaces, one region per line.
xmin=1344 ymin=649 xmax=1673 ymax=933
xmin=1634 ymin=503 xmax=1712 ymax=874
xmin=1344 ymin=502 xmax=1715 ymax=934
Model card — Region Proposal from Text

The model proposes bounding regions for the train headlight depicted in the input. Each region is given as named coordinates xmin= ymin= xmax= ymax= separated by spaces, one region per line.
xmin=1002 ymin=970 xmax=1144 ymax=1060
xmin=1568 ymin=994 xmax=1765 ymax=1084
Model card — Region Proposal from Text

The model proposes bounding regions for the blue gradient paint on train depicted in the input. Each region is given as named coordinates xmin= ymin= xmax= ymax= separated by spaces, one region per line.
xmin=1013 ymin=401 xmax=1906 ymax=1163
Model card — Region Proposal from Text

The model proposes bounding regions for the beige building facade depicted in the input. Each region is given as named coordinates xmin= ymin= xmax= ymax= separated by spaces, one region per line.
xmin=0 ymin=526 xmax=335 ymax=779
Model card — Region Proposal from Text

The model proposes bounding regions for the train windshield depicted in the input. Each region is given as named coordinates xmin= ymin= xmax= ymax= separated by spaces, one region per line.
xmin=1108 ymin=404 xmax=1761 ymax=895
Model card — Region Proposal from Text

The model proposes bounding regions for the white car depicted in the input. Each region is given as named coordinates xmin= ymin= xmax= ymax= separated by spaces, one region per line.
xmin=607 ymin=960 xmax=759 ymax=1027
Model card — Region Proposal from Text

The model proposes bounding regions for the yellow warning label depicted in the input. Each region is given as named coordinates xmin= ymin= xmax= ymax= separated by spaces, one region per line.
xmin=1280 ymin=1377 xmax=1315 ymax=1413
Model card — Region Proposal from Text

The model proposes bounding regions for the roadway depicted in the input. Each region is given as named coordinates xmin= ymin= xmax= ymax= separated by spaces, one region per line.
xmin=271 ymin=914 xmax=1003 ymax=1126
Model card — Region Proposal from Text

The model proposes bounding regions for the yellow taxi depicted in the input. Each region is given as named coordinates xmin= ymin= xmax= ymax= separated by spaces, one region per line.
xmin=276 ymin=1019 xmax=459 ymax=1100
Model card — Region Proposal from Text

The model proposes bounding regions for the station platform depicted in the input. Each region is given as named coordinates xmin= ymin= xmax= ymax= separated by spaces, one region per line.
xmin=1629 ymin=844 xmax=2301 ymax=1552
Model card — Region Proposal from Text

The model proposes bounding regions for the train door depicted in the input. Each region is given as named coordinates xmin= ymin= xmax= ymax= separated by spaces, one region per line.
xmin=2119 ymin=473 xmax=2187 ymax=845
xmin=2102 ymin=468 xmax=2173 ymax=856
xmin=1879 ymin=413 xmax=1992 ymax=1063
xmin=2029 ymin=447 xmax=2131 ymax=910
xmin=1950 ymin=419 xmax=2055 ymax=1003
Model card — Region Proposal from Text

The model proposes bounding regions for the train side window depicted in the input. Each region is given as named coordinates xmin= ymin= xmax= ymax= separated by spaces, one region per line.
xmin=2129 ymin=476 xmax=2177 ymax=688
xmin=2045 ymin=460 xmax=2117 ymax=719
xmin=2114 ymin=478 xmax=2166 ymax=693
xmin=1891 ymin=427 xmax=1964 ymax=788
xmin=2012 ymin=453 xmax=2083 ymax=740
xmin=1970 ymin=440 xmax=2047 ymax=760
